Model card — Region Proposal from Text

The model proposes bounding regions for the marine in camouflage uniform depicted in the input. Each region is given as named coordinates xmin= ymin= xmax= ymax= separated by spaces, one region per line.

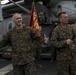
xmin=0 ymin=13 xmax=41 ymax=75
xmin=51 ymin=12 xmax=76 ymax=75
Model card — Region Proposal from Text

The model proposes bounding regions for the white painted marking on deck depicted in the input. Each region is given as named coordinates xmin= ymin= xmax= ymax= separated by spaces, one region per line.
xmin=0 ymin=64 xmax=13 ymax=75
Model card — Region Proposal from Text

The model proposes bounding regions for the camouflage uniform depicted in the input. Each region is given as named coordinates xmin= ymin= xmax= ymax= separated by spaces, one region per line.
xmin=51 ymin=24 xmax=76 ymax=75
xmin=0 ymin=26 xmax=41 ymax=75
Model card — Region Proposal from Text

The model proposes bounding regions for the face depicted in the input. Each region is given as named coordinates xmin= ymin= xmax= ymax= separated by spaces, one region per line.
xmin=13 ymin=13 xmax=23 ymax=26
xmin=60 ymin=14 xmax=69 ymax=24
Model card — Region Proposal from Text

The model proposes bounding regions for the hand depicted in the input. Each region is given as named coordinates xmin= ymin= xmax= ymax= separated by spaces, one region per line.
xmin=44 ymin=34 xmax=48 ymax=43
xmin=66 ymin=39 xmax=73 ymax=45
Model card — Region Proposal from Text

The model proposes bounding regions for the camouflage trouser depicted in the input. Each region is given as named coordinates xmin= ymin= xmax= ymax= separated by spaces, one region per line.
xmin=57 ymin=60 xmax=76 ymax=75
xmin=13 ymin=62 xmax=36 ymax=75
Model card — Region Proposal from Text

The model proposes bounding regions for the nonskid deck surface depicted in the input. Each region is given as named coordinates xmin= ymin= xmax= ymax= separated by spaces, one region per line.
xmin=0 ymin=58 xmax=57 ymax=75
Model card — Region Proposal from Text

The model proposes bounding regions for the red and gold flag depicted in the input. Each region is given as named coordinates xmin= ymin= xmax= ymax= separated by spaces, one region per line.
xmin=29 ymin=2 xmax=40 ymax=35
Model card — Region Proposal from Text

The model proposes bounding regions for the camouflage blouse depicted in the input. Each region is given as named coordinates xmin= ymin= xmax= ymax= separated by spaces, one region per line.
xmin=0 ymin=26 xmax=41 ymax=65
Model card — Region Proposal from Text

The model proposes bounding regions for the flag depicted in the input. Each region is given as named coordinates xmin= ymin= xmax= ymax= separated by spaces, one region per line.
xmin=29 ymin=2 xmax=40 ymax=35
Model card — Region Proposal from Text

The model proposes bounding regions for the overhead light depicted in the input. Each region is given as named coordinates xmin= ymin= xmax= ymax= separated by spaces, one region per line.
xmin=1 ymin=0 xmax=9 ymax=4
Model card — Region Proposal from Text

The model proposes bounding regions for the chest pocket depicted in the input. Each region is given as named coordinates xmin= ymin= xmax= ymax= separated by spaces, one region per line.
xmin=57 ymin=26 xmax=73 ymax=41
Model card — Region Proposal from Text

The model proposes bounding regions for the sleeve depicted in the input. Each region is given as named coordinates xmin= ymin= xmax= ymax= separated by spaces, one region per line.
xmin=51 ymin=27 xmax=67 ymax=48
xmin=31 ymin=28 xmax=42 ymax=44
xmin=69 ymin=44 xmax=76 ymax=52
xmin=0 ymin=31 xmax=10 ymax=48
xmin=39 ymin=33 xmax=45 ymax=44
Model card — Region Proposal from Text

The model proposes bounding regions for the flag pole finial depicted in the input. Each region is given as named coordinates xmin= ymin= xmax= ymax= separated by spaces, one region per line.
xmin=33 ymin=0 xmax=35 ymax=3
xmin=33 ymin=0 xmax=35 ymax=2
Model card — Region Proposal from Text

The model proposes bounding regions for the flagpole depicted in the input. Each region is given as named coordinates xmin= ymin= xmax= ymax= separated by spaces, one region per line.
xmin=33 ymin=0 xmax=35 ymax=2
